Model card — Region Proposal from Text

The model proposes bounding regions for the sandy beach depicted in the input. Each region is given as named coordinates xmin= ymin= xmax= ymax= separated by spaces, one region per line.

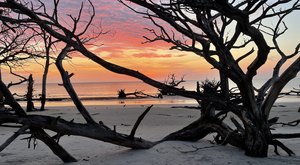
xmin=0 ymin=101 xmax=299 ymax=165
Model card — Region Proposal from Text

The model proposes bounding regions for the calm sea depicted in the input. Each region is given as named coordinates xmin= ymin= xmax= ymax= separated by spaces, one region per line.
xmin=8 ymin=78 xmax=300 ymax=107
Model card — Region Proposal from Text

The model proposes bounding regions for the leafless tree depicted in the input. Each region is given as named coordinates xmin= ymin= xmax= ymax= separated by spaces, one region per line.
xmin=0 ymin=0 xmax=154 ymax=162
xmin=0 ymin=0 xmax=299 ymax=162
xmin=39 ymin=32 xmax=52 ymax=111
xmin=0 ymin=12 xmax=44 ymax=109
xmin=119 ymin=0 xmax=300 ymax=157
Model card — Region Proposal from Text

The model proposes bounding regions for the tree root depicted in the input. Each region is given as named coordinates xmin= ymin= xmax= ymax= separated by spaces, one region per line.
xmin=276 ymin=119 xmax=300 ymax=127
xmin=161 ymin=117 xmax=245 ymax=150
xmin=270 ymin=140 xmax=295 ymax=156
xmin=272 ymin=133 xmax=300 ymax=139
xmin=173 ymin=144 xmax=217 ymax=154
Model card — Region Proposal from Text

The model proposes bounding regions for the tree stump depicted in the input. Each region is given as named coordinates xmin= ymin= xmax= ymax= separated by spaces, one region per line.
xmin=26 ymin=74 xmax=35 ymax=112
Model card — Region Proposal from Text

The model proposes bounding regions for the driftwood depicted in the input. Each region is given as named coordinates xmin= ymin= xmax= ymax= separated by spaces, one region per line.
xmin=280 ymin=88 xmax=300 ymax=96
xmin=118 ymin=89 xmax=161 ymax=99
xmin=159 ymin=74 xmax=185 ymax=95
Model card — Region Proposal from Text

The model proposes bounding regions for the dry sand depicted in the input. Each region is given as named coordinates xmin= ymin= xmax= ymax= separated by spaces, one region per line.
xmin=0 ymin=102 xmax=300 ymax=165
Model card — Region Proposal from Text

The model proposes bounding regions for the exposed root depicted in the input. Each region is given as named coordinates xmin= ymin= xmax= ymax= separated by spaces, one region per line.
xmin=276 ymin=119 xmax=300 ymax=127
xmin=270 ymin=140 xmax=295 ymax=156
xmin=173 ymin=144 xmax=217 ymax=154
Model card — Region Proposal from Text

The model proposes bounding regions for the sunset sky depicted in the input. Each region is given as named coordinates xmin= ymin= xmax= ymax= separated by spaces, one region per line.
xmin=2 ymin=0 xmax=300 ymax=84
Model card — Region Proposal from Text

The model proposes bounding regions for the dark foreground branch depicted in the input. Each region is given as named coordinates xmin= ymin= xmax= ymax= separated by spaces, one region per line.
xmin=0 ymin=113 xmax=155 ymax=149
xmin=130 ymin=105 xmax=153 ymax=139
xmin=161 ymin=116 xmax=245 ymax=150
xmin=276 ymin=119 xmax=300 ymax=127
xmin=0 ymin=125 xmax=29 ymax=152
xmin=273 ymin=133 xmax=300 ymax=139
xmin=30 ymin=127 xmax=77 ymax=162
xmin=55 ymin=45 xmax=97 ymax=124
xmin=270 ymin=139 xmax=295 ymax=156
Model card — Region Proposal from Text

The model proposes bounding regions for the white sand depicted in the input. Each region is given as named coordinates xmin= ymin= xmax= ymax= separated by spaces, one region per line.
xmin=0 ymin=102 xmax=300 ymax=165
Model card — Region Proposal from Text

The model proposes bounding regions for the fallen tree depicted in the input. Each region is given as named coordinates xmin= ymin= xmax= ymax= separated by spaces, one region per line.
xmin=118 ymin=89 xmax=161 ymax=98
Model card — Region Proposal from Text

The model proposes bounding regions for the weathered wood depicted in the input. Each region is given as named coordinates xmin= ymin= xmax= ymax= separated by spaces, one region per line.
xmin=161 ymin=116 xmax=244 ymax=149
xmin=40 ymin=42 xmax=50 ymax=111
xmin=30 ymin=127 xmax=77 ymax=162
xmin=0 ymin=125 xmax=29 ymax=152
xmin=0 ymin=68 xmax=4 ymax=109
xmin=0 ymin=80 xmax=77 ymax=162
xmin=0 ymin=80 xmax=26 ymax=116
xmin=26 ymin=74 xmax=35 ymax=112
xmin=243 ymin=125 xmax=270 ymax=157
xmin=0 ymin=113 xmax=155 ymax=149
xmin=273 ymin=133 xmax=300 ymax=139
xmin=130 ymin=105 xmax=153 ymax=139
xmin=55 ymin=46 xmax=96 ymax=124
xmin=40 ymin=33 xmax=51 ymax=111
xmin=270 ymin=140 xmax=295 ymax=156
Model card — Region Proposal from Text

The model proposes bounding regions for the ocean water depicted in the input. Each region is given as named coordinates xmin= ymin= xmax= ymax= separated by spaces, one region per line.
xmin=8 ymin=78 xmax=300 ymax=107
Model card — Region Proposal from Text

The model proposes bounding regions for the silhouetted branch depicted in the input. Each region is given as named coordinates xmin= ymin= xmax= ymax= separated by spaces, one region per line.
xmin=130 ymin=105 xmax=153 ymax=139
xmin=55 ymin=45 xmax=96 ymax=124
xmin=0 ymin=125 xmax=30 ymax=152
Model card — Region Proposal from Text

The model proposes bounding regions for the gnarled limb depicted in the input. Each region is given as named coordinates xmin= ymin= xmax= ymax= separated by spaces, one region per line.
xmin=263 ymin=56 xmax=300 ymax=118
xmin=0 ymin=80 xmax=77 ymax=162
xmin=273 ymin=133 xmax=300 ymax=139
xmin=0 ymin=113 xmax=155 ymax=149
xmin=270 ymin=139 xmax=295 ymax=156
xmin=30 ymin=127 xmax=77 ymax=162
xmin=55 ymin=45 xmax=96 ymax=124
xmin=161 ymin=116 xmax=245 ymax=150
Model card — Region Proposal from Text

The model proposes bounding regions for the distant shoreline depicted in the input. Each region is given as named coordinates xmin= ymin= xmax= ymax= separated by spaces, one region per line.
xmin=14 ymin=93 xmax=300 ymax=102
xmin=15 ymin=96 xmax=159 ymax=102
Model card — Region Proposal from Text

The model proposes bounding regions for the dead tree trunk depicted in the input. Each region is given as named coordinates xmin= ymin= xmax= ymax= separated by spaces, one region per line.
xmin=161 ymin=105 xmax=244 ymax=149
xmin=243 ymin=122 xmax=270 ymax=157
xmin=40 ymin=33 xmax=52 ymax=111
xmin=0 ymin=68 xmax=4 ymax=110
xmin=26 ymin=74 xmax=35 ymax=112
xmin=40 ymin=48 xmax=50 ymax=111
xmin=219 ymin=71 xmax=229 ymax=99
